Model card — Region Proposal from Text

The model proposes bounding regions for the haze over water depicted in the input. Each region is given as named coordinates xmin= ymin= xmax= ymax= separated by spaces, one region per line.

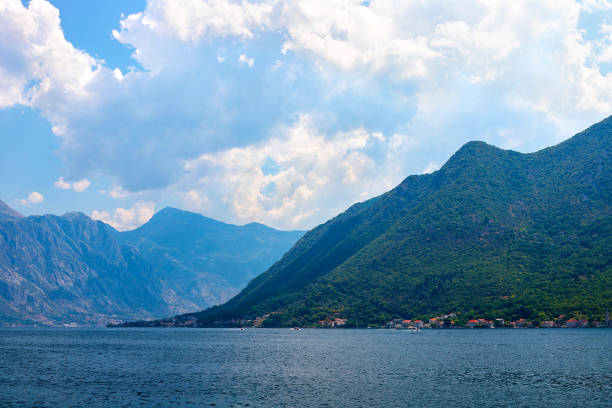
xmin=0 ymin=328 xmax=610 ymax=407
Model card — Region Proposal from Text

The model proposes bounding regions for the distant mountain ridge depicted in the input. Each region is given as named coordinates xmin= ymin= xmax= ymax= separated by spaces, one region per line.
xmin=118 ymin=207 xmax=304 ymax=313
xmin=0 ymin=205 xmax=303 ymax=326
xmin=0 ymin=200 xmax=23 ymax=219
xmin=0 ymin=211 xmax=167 ymax=326
xmin=136 ymin=116 xmax=611 ymax=328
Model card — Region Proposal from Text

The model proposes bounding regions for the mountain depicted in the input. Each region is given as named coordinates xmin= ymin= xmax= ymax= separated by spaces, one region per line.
xmin=0 ymin=211 xmax=170 ymax=326
xmin=0 ymin=200 xmax=23 ymax=219
xmin=142 ymin=116 xmax=611 ymax=328
xmin=117 ymin=207 xmax=304 ymax=312
xmin=0 ymin=205 xmax=302 ymax=326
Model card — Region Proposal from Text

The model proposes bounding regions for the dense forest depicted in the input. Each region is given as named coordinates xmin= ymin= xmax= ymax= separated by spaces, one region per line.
xmin=125 ymin=117 xmax=612 ymax=328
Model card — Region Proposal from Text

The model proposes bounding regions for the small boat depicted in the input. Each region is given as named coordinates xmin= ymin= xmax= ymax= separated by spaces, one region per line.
xmin=289 ymin=327 xmax=301 ymax=331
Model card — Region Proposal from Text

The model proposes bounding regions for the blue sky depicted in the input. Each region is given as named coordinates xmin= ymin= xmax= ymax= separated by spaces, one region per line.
xmin=1 ymin=0 xmax=611 ymax=230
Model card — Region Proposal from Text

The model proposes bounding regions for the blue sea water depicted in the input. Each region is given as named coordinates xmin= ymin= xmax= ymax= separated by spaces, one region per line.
xmin=0 ymin=328 xmax=610 ymax=407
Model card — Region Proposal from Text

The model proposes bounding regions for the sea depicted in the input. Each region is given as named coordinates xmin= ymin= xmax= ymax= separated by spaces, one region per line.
xmin=0 ymin=328 xmax=610 ymax=407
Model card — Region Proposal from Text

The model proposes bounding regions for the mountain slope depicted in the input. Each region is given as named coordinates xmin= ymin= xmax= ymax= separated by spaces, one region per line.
xmin=0 ymin=206 xmax=303 ymax=326
xmin=0 ymin=200 xmax=23 ymax=219
xmin=169 ymin=116 xmax=612 ymax=327
xmin=0 ymin=212 xmax=172 ymax=326
xmin=118 ymin=207 xmax=304 ymax=311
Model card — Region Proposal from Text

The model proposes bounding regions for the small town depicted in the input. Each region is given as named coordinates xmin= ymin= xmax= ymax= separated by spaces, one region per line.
xmin=385 ymin=312 xmax=612 ymax=329
xmin=150 ymin=311 xmax=612 ymax=329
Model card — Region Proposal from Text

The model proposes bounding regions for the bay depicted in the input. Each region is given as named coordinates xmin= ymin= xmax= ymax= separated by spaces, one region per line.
xmin=0 ymin=328 xmax=610 ymax=407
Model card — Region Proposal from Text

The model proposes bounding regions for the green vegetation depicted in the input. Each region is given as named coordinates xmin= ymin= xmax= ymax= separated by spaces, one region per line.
xmin=165 ymin=117 xmax=612 ymax=327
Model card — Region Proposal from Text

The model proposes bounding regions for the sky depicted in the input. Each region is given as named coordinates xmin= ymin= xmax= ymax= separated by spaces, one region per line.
xmin=1 ymin=0 xmax=611 ymax=231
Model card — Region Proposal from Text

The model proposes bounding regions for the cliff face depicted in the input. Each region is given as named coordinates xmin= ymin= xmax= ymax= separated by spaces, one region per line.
xmin=0 ymin=212 xmax=171 ymax=326
xmin=0 ymin=206 xmax=303 ymax=326
xmin=0 ymin=200 xmax=23 ymax=219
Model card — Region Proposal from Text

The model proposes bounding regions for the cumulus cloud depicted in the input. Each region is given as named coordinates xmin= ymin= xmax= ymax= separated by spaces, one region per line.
xmin=180 ymin=114 xmax=415 ymax=228
xmin=19 ymin=191 xmax=44 ymax=205
xmin=238 ymin=54 xmax=254 ymax=67
xmin=580 ymin=0 xmax=612 ymax=12
xmin=113 ymin=0 xmax=274 ymax=44
xmin=53 ymin=177 xmax=71 ymax=190
xmin=0 ymin=0 xmax=103 ymax=108
xmin=71 ymin=179 xmax=91 ymax=192
xmin=2 ymin=0 xmax=612 ymax=229
xmin=54 ymin=177 xmax=91 ymax=192
xmin=99 ymin=186 xmax=129 ymax=199
xmin=184 ymin=189 xmax=209 ymax=209
xmin=91 ymin=201 xmax=155 ymax=231
xmin=597 ymin=23 xmax=612 ymax=63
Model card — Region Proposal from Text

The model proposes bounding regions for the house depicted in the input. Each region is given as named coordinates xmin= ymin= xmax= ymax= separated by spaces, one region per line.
xmin=565 ymin=318 xmax=578 ymax=328
xmin=389 ymin=319 xmax=404 ymax=328
xmin=515 ymin=319 xmax=531 ymax=328
xmin=540 ymin=321 xmax=555 ymax=328
xmin=321 ymin=318 xmax=347 ymax=327
xmin=577 ymin=319 xmax=589 ymax=328
xmin=413 ymin=320 xmax=424 ymax=328
xmin=466 ymin=319 xmax=494 ymax=328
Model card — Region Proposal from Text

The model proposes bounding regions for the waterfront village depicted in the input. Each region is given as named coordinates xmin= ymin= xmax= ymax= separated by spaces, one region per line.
xmin=291 ymin=311 xmax=612 ymax=329
xmin=156 ymin=311 xmax=612 ymax=328
xmin=308 ymin=311 xmax=612 ymax=329
xmin=384 ymin=312 xmax=612 ymax=329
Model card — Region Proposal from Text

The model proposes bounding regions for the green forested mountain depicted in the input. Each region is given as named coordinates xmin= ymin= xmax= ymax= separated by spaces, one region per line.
xmin=133 ymin=117 xmax=612 ymax=327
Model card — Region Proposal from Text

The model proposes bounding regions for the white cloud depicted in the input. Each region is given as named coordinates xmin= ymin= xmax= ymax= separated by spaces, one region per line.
xmin=0 ymin=0 xmax=103 ymax=109
xmin=119 ymin=0 xmax=273 ymax=41
xmin=421 ymin=163 xmax=440 ymax=174
xmin=53 ymin=177 xmax=71 ymax=190
xmin=580 ymin=0 xmax=612 ymax=12
xmin=111 ymin=0 xmax=274 ymax=72
xmin=180 ymin=114 xmax=412 ymax=229
xmin=278 ymin=0 xmax=438 ymax=77
xmin=53 ymin=177 xmax=90 ymax=192
xmin=28 ymin=191 xmax=44 ymax=204
xmin=596 ymin=23 xmax=612 ymax=63
xmin=64 ymin=2 xmax=612 ymax=149
xmin=19 ymin=191 xmax=44 ymax=205
xmin=2 ymin=0 xmax=612 ymax=229
xmin=107 ymin=186 xmax=129 ymax=198
xmin=270 ymin=59 xmax=282 ymax=72
xmin=238 ymin=54 xmax=254 ymax=67
xmin=71 ymin=179 xmax=91 ymax=192
xmin=91 ymin=201 xmax=155 ymax=231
